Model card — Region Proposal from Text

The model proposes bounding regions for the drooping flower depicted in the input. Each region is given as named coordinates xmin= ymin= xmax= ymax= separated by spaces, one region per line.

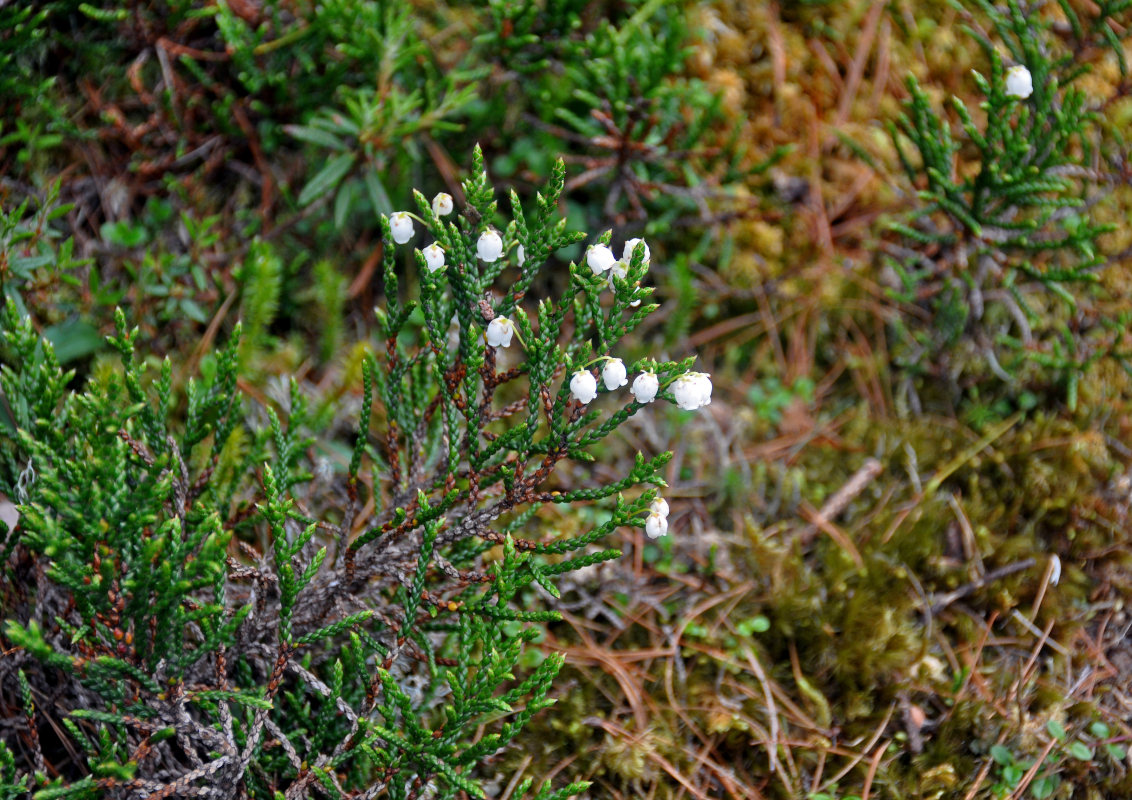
xmin=645 ymin=510 xmax=668 ymax=539
xmin=630 ymin=371 xmax=659 ymax=404
xmin=623 ymin=238 xmax=650 ymax=265
xmin=1005 ymin=65 xmax=1033 ymax=99
xmin=601 ymin=358 xmax=628 ymax=390
xmin=587 ymin=244 xmax=616 ymax=274
xmin=486 ymin=317 xmax=515 ymax=348
xmin=422 ymin=243 xmax=445 ymax=272
xmin=570 ymin=370 xmax=598 ymax=404
xmin=390 ymin=212 xmax=414 ymax=244
xmin=671 ymin=372 xmax=713 ymax=410
xmin=432 ymin=192 xmax=454 ymax=216
xmin=650 ymin=496 xmax=670 ymax=518
xmin=477 ymin=229 xmax=504 ymax=262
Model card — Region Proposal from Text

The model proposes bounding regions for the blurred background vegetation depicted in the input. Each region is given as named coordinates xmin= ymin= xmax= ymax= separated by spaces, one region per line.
xmin=3 ymin=0 xmax=1132 ymax=797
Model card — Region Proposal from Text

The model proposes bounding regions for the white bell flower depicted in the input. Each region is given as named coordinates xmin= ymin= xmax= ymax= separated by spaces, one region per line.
xmin=644 ymin=510 xmax=668 ymax=539
xmin=390 ymin=212 xmax=414 ymax=244
xmin=485 ymin=317 xmax=515 ymax=348
xmin=477 ymin=229 xmax=504 ymax=262
xmin=630 ymin=371 xmax=659 ymax=404
xmin=650 ymin=496 xmax=669 ymax=518
xmin=587 ymin=244 xmax=616 ymax=274
xmin=623 ymin=238 xmax=650 ymax=265
xmin=569 ymin=370 xmax=598 ymax=404
xmin=1005 ymin=65 xmax=1033 ymax=99
xmin=601 ymin=358 xmax=628 ymax=390
xmin=432 ymin=192 xmax=454 ymax=216
xmin=422 ymin=243 xmax=445 ymax=272
xmin=671 ymin=372 xmax=713 ymax=410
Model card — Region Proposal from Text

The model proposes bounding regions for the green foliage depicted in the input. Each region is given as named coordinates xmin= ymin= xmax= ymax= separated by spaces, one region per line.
xmin=237 ymin=239 xmax=284 ymax=366
xmin=1 ymin=0 xmax=744 ymax=384
xmin=886 ymin=0 xmax=1128 ymax=401
xmin=102 ymin=200 xmax=223 ymax=332
xmin=507 ymin=0 xmax=746 ymax=227
xmin=0 ymin=183 xmax=87 ymax=332
xmin=306 ymin=260 xmax=348 ymax=364
xmin=286 ymin=3 xmax=481 ymax=222
xmin=986 ymin=718 xmax=1127 ymax=799
xmin=0 ymin=152 xmax=705 ymax=799
xmin=747 ymin=375 xmax=815 ymax=426
xmin=290 ymin=0 xmax=743 ymax=232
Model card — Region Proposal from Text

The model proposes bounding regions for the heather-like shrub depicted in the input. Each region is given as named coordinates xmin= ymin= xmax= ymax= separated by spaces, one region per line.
xmin=885 ymin=0 xmax=1130 ymax=406
xmin=0 ymin=150 xmax=711 ymax=800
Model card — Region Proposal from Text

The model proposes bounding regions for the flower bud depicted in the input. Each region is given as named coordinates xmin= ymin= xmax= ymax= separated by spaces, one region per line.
xmin=432 ymin=192 xmax=454 ymax=216
xmin=671 ymin=372 xmax=713 ymax=410
xmin=477 ymin=229 xmax=504 ymax=262
xmin=587 ymin=244 xmax=616 ymax=274
xmin=389 ymin=212 xmax=414 ymax=244
xmin=601 ymin=358 xmax=628 ymax=390
xmin=1005 ymin=65 xmax=1033 ymax=99
xmin=422 ymin=243 xmax=445 ymax=272
xmin=570 ymin=370 xmax=598 ymax=404
xmin=486 ymin=317 xmax=515 ymax=348
xmin=630 ymin=371 xmax=659 ymax=404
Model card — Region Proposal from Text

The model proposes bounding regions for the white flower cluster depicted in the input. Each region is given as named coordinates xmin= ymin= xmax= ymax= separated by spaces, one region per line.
xmin=386 ymin=193 xmax=459 ymax=271
xmin=563 ymin=359 xmax=710 ymax=410
xmin=386 ymin=210 xmax=713 ymax=540
xmin=587 ymin=239 xmax=650 ymax=307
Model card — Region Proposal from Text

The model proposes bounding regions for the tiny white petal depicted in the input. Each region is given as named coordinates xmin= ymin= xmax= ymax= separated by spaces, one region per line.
xmin=1048 ymin=554 xmax=1061 ymax=586
xmin=477 ymin=229 xmax=504 ymax=262
xmin=486 ymin=317 xmax=515 ymax=348
xmin=517 ymin=244 xmax=525 ymax=266
xmin=422 ymin=243 xmax=445 ymax=272
xmin=650 ymin=497 xmax=669 ymax=518
xmin=601 ymin=358 xmax=628 ymax=390
xmin=432 ymin=192 xmax=454 ymax=216
xmin=645 ymin=511 xmax=668 ymax=539
xmin=630 ymin=372 xmax=659 ymax=404
xmin=623 ymin=238 xmax=650 ymax=265
xmin=569 ymin=370 xmax=598 ymax=404
xmin=1005 ymin=65 xmax=1033 ymax=99
xmin=587 ymin=244 xmax=616 ymax=274
xmin=390 ymin=212 xmax=414 ymax=245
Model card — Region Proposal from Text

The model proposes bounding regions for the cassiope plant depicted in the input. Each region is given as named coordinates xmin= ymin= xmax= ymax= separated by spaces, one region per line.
xmin=0 ymin=146 xmax=710 ymax=800
xmin=884 ymin=0 xmax=1125 ymax=403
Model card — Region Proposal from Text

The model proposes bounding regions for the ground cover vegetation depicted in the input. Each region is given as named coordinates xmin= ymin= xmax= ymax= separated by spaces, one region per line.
xmin=2 ymin=0 xmax=1132 ymax=798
